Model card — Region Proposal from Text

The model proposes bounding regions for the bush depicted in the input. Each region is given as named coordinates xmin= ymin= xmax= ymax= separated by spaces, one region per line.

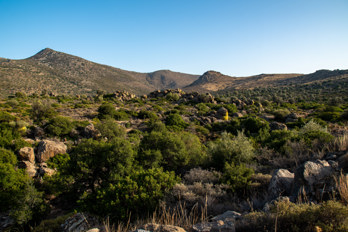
xmin=209 ymin=131 xmax=255 ymax=171
xmin=238 ymin=200 xmax=348 ymax=232
xmin=91 ymin=167 xmax=178 ymax=220
xmin=165 ymin=113 xmax=188 ymax=130
xmin=222 ymin=162 xmax=254 ymax=192
xmin=45 ymin=116 xmax=74 ymax=137
xmin=97 ymin=103 xmax=116 ymax=119
xmin=95 ymin=118 xmax=126 ymax=140
xmin=30 ymin=100 xmax=56 ymax=124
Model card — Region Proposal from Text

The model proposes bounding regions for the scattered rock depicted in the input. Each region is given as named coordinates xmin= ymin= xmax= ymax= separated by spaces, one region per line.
xmin=19 ymin=161 xmax=37 ymax=177
xmin=192 ymin=210 xmax=239 ymax=232
xmin=82 ymin=124 xmax=100 ymax=139
xmin=268 ymin=169 xmax=294 ymax=198
xmin=292 ymin=160 xmax=335 ymax=199
xmin=18 ymin=147 xmax=35 ymax=163
xmin=211 ymin=210 xmax=241 ymax=221
xmin=232 ymin=112 xmax=243 ymax=118
xmin=270 ymin=121 xmax=287 ymax=131
xmin=36 ymin=140 xmax=67 ymax=163
xmin=285 ymin=113 xmax=300 ymax=123
xmin=61 ymin=213 xmax=101 ymax=232
xmin=217 ymin=107 xmax=228 ymax=120
xmin=38 ymin=163 xmax=56 ymax=177
xmin=139 ymin=223 xmax=186 ymax=232
xmin=193 ymin=220 xmax=235 ymax=232
xmin=0 ymin=214 xmax=15 ymax=230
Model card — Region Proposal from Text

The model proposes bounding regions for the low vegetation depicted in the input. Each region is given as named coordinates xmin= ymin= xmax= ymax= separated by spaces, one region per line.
xmin=0 ymin=84 xmax=347 ymax=231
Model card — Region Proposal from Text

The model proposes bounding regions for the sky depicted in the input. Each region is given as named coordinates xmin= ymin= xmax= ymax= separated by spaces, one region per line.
xmin=0 ymin=0 xmax=347 ymax=76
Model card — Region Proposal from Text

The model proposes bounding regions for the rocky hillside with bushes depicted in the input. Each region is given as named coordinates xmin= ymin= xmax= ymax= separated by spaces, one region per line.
xmin=0 ymin=83 xmax=347 ymax=231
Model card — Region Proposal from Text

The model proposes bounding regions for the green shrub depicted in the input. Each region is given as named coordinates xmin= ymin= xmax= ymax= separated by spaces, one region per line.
xmin=95 ymin=118 xmax=126 ymax=140
xmin=45 ymin=116 xmax=74 ymax=137
xmin=238 ymin=200 xmax=348 ymax=232
xmin=97 ymin=103 xmax=116 ymax=119
xmin=165 ymin=113 xmax=188 ymax=130
xmin=222 ymin=162 xmax=254 ymax=192
xmin=209 ymin=131 xmax=255 ymax=170
xmin=30 ymin=100 xmax=56 ymax=124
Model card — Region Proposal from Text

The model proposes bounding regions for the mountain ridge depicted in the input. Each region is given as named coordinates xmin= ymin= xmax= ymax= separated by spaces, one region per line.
xmin=1 ymin=48 xmax=347 ymax=97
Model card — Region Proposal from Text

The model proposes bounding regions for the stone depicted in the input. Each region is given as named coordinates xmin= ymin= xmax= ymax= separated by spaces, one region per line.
xmin=82 ymin=124 xmax=100 ymax=139
xmin=38 ymin=165 xmax=56 ymax=177
xmin=268 ymin=169 xmax=294 ymax=198
xmin=192 ymin=220 xmax=235 ymax=232
xmin=232 ymin=112 xmax=243 ymax=118
xmin=192 ymin=210 xmax=239 ymax=232
xmin=61 ymin=213 xmax=101 ymax=232
xmin=217 ymin=107 xmax=228 ymax=119
xmin=0 ymin=214 xmax=15 ymax=230
xmin=270 ymin=122 xmax=287 ymax=131
xmin=86 ymin=229 xmax=100 ymax=232
xmin=19 ymin=161 xmax=37 ymax=177
xmin=141 ymin=223 xmax=186 ymax=232
xmin=36 ymin=140 xmax=67 ymax=163
xmin=292 ymin=160 xmax=335 ymax=198
xmin=18 ymin=147 xmax=35 ymax=163
xmin=211 ymin=210 xmax=241 ymax=221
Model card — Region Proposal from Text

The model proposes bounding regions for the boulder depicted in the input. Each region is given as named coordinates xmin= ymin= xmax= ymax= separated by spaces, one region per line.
xmin=192 ymin=211 xmax=239 ymax=232
xmin=36 ymin=140 xmax=67 ymax=163
xmin=0 ymin=214 xmax=14 ymax=231
xmin=61 ymin=213 xmax=101 ymax=232
xmin=140 ymin=223 xmax=186 ymax=232
xmin=232 ymin=112 xmax=243 ymax=118
xmin=19 ymin=161 xmax=37 ymax=177
xmin=38 ymin=163 xmax=56 ymax=177
xmin=192 ymin=220 xmax=235 ymax=232
xmin=285 ymin=113 xmax=300 ymax=123
xmin=18 ymin=147 xmax=35 ymax=163
xmin=82 ymin=124 xmax=100 ymax=139
xmin=217 ymin=107 xmax=228 ymax=120
xmin=292 ymin=160 xmax=335 ymax=198
xmin=270 ymin=122 xmax=287 ymax=131
xmin=268 ymin=169 xmax=294 ymax=198
xmin=211 ymin=211 xmax=241 ymax=221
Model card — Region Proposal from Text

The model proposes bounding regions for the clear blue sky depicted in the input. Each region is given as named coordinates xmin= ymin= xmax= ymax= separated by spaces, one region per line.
xmin=1 ymin=0 xmax=347 ymax=76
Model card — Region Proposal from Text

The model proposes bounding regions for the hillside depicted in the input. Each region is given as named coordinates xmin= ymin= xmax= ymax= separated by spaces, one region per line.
xmin=1 ymin=48 xmax=347 ymax=97
xmin=0 ymin=48 xmax=199 ymax=96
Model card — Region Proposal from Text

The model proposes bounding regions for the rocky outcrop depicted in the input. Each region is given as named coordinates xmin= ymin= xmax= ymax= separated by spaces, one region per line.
xmin=292 ymin=160 xmax=335 ymax=199
xmin=36 ymin=140 xmax=67 ymax=163
xmin=38 ymin=162 xmax=56 ymax=177
xmin=217 ymin=107 xmax=228 ymax=120
xmin=192 ymin=211 xmax=240 ymax=232
xmin=18 ymin=161 xmax=37 ymax=177
xmin=134 ymin=223 xmax=186 ymax=232
xmin=270 ymin=121 xmax=287 ymax=131
xmin=268 ymin=169 xmax=294 ymax=198
xmin=82 ymin=124 xmax=100 ymax=139
xmin=18 ymin=147 xmax=35 ymax=163
xmin=61 ymin=213 xmax=101 ymax=232
xmin=111 ymin=90 xmax=136 ymax=101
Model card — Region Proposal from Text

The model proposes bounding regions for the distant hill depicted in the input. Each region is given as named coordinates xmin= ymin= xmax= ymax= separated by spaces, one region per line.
xmin=1 ymin=48 xmax=347 ymax=97
xmin=0 ymin=48 xmax=199 ymax=96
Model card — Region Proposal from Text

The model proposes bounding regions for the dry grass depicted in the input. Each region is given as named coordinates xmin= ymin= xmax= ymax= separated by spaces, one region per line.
xmin=103 ymin=200 xmax=208 ymax=232
xmin=336 ymin=172 xmax=348 ymax=205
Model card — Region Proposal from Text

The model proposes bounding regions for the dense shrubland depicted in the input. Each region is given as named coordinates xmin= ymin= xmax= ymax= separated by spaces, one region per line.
xmin=0 ymin=86 xmax=347 ymax=231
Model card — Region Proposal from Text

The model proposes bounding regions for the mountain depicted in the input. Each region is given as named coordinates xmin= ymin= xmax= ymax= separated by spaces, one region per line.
xmin=0 ymin=48 xmax=199 ymax=96
xmin=184 ymin=69 xmax=348 ymax=93
xmin=1 ymin=48 xmax=347 ymax=97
